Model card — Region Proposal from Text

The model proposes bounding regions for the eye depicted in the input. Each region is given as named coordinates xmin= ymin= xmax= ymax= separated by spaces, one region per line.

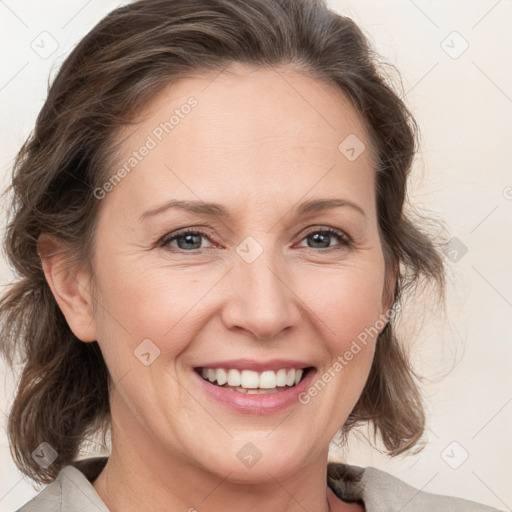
xmin=159 ymin=226 xmax=352 ymax=253
xmin=296 ymin=227 xmax=351 ymax=250
xmin=160 ymin=229 xmax=215 ymax=251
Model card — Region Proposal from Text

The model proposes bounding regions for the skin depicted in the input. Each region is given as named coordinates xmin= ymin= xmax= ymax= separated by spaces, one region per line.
xmin=39 ymin=63 xmax=395 ymax=512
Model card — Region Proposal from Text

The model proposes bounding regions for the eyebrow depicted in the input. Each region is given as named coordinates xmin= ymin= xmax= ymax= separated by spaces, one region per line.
xmin=139 ymin=197 xmax=366 ymax=221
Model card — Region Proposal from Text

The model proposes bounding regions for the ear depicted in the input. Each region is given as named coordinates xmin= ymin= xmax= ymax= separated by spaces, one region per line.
xmin=37 ymin=233 xmax=97 ymax=342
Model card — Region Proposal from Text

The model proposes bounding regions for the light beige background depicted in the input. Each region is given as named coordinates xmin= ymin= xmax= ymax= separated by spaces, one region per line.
xmin=1 ymin=0 xmax=511 ymax=510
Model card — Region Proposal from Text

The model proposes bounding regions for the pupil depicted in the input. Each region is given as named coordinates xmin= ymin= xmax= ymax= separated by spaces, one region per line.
xmin=309 ymin=232 xmax=330 ymax=248
xmin=177 ymin=233 xmax=331 ymax=250
xmin=179 ymin=234 xmax=201 ymax=250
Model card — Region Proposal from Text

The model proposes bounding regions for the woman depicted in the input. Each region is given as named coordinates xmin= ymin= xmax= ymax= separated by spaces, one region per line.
xmin=0 ymin=0 xmax=504 ymax=510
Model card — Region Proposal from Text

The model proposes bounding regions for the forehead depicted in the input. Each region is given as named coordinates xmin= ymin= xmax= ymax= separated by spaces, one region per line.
xmin=105 ymin=64 xmax=377 ymax=215
xmin=114 ymin=63 xmax=374 ymax=157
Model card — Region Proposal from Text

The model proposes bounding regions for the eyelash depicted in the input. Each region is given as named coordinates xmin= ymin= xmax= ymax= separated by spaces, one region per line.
xmin=159 ymin=226 xmax=352 ymax=253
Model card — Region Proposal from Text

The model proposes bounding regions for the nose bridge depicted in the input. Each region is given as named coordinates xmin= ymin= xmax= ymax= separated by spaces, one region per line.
xmin=222 ymin=235 xmax=300 ymax=339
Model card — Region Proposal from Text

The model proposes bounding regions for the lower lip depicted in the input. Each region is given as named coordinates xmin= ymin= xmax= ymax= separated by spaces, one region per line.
xmin=193 ymin=368 xmax=316 ymax=415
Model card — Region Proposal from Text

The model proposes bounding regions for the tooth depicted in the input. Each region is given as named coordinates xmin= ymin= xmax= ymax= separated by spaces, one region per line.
xmin=240 ymin=370 xmax=259 ymax=389
xmin=227 ymin=369 xmax=241 ymax=386
xmin=201 ymin=366 xmax=308 ymax=389
xmin=286 ymin=369 xmax=296 ymax=386
xmin=216 ymin=368 xmax=228 ymax=385
xmin=259 ymin=370 xmax=277 ymax=389
xmin=276 ymin=369 xmax=287 ymax=387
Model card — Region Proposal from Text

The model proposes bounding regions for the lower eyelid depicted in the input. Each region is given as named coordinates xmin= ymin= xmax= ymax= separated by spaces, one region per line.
xmin=298 ymin=228 xmax=351 ymax=246
xmin=160 ymin=228 xmax=351 ymax=251
xmin=161 ymin=232 xmax=214 ymax=248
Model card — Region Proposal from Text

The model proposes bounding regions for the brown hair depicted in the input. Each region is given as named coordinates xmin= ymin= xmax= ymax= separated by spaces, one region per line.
xmin=1 ymin=0 xmax=445 ymax=484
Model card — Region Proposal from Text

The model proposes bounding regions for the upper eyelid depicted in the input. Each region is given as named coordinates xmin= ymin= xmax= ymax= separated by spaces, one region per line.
xmin=161 ymin=225 xmax=351 ymax=247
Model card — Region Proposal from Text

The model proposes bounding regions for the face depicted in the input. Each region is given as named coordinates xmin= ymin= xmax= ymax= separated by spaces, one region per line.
xmin=86 ymin=64 xmax=392 ymax=482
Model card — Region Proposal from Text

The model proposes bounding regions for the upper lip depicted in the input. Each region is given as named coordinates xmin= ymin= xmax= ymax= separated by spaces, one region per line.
xmin=195 ymin=359 xmax=314 ymax=372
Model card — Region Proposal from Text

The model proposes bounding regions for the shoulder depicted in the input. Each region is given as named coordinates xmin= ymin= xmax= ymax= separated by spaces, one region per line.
xmin=15 ymin=459 xmax=109 ymax=512
xmin=327 ymin=462 xmax=505 ymax=512
xmin=15 ymin=477 xmax=63 ymax=512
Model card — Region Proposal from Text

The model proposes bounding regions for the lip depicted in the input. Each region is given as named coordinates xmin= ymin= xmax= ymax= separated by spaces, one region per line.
xmin=192 ymin=365 xmax=316 ymax=415
xmin=195 ymin=358 xmax=312 ymax=372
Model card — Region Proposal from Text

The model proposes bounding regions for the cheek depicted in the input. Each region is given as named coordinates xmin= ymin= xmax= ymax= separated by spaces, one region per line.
xmin=90 ymin=258 xmax=217 ymax=370
xmin=297 ymin=263 xmax=386 ymax=347
xmin=92 ymin=239 xmax=386 ymax=377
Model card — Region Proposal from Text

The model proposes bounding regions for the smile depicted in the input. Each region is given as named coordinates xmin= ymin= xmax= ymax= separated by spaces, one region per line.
xmin=195 ymin=367 xmax=312 ymax=393
xmin=192 ymin=364 xmax=316 ymax=414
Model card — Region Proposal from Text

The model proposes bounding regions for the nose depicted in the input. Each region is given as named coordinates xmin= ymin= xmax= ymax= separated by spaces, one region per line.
xmin=221 ymin=246 xmax=302 ymax=340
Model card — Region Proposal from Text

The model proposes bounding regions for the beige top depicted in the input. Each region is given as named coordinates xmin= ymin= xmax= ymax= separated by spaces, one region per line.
xmin=16 ymin=457 xmax=503 ymax=511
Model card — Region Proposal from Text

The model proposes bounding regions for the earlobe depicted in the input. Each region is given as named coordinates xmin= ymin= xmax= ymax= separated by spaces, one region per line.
xmin=37 ymin=234 xmax=97 ymax=342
